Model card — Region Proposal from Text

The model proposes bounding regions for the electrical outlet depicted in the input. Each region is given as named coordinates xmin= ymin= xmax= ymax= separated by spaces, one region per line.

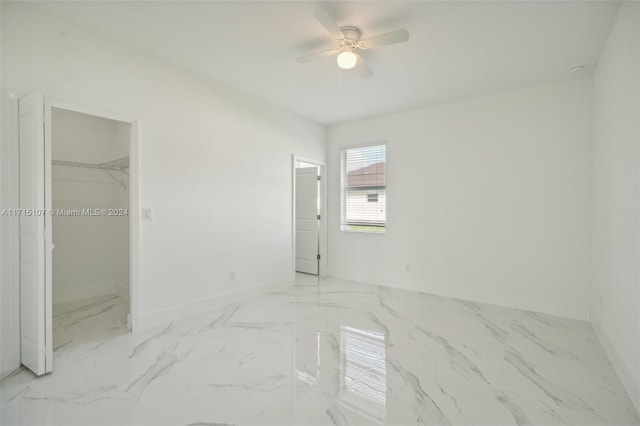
xmin=229 ymin=271 xmax=235 ymax=282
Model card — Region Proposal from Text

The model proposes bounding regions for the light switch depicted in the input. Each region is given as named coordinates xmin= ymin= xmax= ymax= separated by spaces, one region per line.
xmin=142 ymin=207 xmax=153 ymax=221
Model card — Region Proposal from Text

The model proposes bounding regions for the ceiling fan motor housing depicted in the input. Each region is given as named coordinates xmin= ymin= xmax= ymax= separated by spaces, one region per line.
xmin=340 ymin=26 xmax=361 ymax=42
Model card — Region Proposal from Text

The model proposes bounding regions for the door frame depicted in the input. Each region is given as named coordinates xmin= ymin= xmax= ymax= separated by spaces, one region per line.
xmin=291 ymin=155 xmax=326 ymax=278
xmin=45 ymin=98 xmax=141 ymax=332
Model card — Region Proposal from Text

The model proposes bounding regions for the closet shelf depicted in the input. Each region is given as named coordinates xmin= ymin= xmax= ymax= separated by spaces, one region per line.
xmin=52 ymin=157 xmax=129 ymax=190
xmin=52 ymin=157 xmax=129 ymax=171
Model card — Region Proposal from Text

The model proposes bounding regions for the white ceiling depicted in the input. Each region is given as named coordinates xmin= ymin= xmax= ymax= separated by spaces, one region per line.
xmin=32 ymin=1 xmax=619 ymax=125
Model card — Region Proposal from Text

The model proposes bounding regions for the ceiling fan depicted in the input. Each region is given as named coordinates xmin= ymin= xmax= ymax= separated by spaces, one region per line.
xmin=296 ymin=10 xmax=410 ymax=77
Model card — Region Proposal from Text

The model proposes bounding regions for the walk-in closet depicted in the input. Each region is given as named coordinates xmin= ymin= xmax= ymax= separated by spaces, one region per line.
xmin=51 ymin=108 xmax=131 ymax=350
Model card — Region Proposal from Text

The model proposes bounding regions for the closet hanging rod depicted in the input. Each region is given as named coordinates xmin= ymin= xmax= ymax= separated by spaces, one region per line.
xmin=52 ymin=157 xmax=129 ymax=171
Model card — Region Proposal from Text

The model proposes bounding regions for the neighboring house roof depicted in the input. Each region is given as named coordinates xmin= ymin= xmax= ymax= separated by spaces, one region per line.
xmin=347 ymin=162 xmax=385 ymax=187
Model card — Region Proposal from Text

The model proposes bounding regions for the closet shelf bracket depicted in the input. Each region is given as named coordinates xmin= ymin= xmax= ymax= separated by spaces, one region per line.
xmin=103 ymin=169 xmax=127 ymax=190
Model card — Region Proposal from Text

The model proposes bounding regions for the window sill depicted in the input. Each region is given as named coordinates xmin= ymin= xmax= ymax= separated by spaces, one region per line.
xmin=340 ymin=227 xmax=386 ymax=235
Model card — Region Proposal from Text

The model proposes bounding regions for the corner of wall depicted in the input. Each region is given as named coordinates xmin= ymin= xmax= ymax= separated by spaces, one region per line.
xmin=590 ymin=0 xmax=640 ymax=413
xmin=592 ymin=321 xmax=640 ymax=412
xmin=134 ymin=276 xmax=294 ymax=332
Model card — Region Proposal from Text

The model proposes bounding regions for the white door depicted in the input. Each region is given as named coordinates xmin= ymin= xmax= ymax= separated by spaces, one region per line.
xmin=295 ymin=166 xmax=319 ymax=275
xmin=19 ymin=93 xmax=52 ymax=375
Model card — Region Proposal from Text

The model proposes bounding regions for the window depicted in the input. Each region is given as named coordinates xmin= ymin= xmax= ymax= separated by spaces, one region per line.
xmin=340 ymin=144 xmax=386 ymax=233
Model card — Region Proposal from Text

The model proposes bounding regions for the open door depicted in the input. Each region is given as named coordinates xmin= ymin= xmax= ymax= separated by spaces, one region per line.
xmin=19 ymin=93 xmax=52 ymax=375
xmin=295 ymin=166 xmax=320 ymax=275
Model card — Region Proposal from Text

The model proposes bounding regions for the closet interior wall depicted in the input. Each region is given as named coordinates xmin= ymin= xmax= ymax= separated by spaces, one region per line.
xmin=52 ymin=107 xmax=130 ymax=305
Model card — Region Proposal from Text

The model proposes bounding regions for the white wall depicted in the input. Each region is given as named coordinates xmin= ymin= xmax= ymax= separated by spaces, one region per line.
xmin=1 ymin=91 xmax=21 ymax=378
xmin=0 ymin=1 xmax=325 ymax=373
xmin=53 ymin=108 xmax=125 ymax=163
xmin=328 ymin=77 xmax=593 ymax=320
xmin=51 ymin=108 xmax=130 ymax=304
xmin=591 ymin=1 xmax=640 ymax=411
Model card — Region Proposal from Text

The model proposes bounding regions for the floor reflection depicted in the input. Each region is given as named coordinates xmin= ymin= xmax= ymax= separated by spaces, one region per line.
xmin=339 ymin=326 xmax=386 ymax=422
xmin=293 ymin=315 xmax=388 ymax=423
xmin=294 ymin=331 xmax=321 ymax=386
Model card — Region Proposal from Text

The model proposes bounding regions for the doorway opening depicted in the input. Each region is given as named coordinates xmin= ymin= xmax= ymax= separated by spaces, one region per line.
xmin=293 ymin=157 xmax=325 ymax=279
xmin=50 ymin=108 xmax=131 ymax=351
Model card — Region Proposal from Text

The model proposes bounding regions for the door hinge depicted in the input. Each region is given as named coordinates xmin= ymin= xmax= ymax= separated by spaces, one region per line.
xmin=317 ymin=175 xmax=321 ymax=181
xmin=317 ymin=214 xmax=321 ymax=220
xmin=317 ymin=254 xmax=321 ymax=260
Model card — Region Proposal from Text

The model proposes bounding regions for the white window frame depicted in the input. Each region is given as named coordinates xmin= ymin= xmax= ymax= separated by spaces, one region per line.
xmin=340 ymin=142 xmax=387 ymax=234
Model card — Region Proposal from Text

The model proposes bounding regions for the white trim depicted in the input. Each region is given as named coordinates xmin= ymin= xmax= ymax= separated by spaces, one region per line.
xmin=337 ymin=140 xmax=388 ymax=151
xmin=46 ymin=99 xmax=140 ymax=332
xmin=637 ymin=4 xmax=640 ymax=414
xmin=327 ymin=274 xmax=590 ymax=321
xmin=136 ymin=277 xmax=293 ymax=331
xmin=46 ymin=99 xmax=134 ymax=125
xmin=129 ymin=121 xmax=140 ymax=331
xmin=338 ymin=142 xmax=388 ymax=235
xmin=43 ymin=101 xmax=54 ymax=372
xmin=292 ymin=155 xmax=327 ymax=278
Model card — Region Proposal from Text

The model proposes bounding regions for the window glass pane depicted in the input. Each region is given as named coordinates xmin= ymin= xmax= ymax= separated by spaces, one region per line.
xmin=340 ymin=144 xmax=386 ymax=233
xmin=345 ymin=189 xmax=386 ymax=226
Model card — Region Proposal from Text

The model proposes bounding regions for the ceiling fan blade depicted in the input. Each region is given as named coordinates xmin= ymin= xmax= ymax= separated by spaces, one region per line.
xmin=354 ymin=53 xmax=372 ymax=77
xmin=361 ymin=29 xmax=410 ymax=49
xmin=313 ymin=9 xmax=344 ymax=40
xmin=296 ymin=49 xmax=339 ymax=64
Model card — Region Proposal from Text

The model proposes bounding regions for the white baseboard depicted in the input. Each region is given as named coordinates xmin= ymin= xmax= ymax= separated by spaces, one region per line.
xmin=53 ymin=283 xmax=122 ymax=305
xmin=134 ymin=276 xmax=293 ymax=332
xmin=592 ymin=320 xmax=640 ymax=414
xmin=326 ymin=273 xmax=589 ymax=321
xmin=425 ymin=282 xmax=589 ymax=321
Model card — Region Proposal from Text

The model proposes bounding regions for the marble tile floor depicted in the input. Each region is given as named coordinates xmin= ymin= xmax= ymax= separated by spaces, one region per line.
xmin=1 ymin=276 xmax=639 ymax=426
xmin=52 ymin=294 xmax=130 ymax=354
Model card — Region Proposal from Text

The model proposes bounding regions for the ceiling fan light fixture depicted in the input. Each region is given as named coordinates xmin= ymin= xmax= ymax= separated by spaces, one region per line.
xmin=296 ymin=10 xmax=409 ymax=78
xmin=337 ymin=50 xmax=357 ymax=70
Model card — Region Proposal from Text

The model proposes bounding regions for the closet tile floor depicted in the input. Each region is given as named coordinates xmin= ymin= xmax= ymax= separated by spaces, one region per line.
xmin=2 ymin=276 xmax=639 ymax=425
xmin=53 ymin=294 xmax=130 ymax=353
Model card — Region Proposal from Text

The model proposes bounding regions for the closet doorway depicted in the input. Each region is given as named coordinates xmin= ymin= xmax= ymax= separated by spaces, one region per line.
xmin=50 ymin=107 xmax=132 ymax=351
